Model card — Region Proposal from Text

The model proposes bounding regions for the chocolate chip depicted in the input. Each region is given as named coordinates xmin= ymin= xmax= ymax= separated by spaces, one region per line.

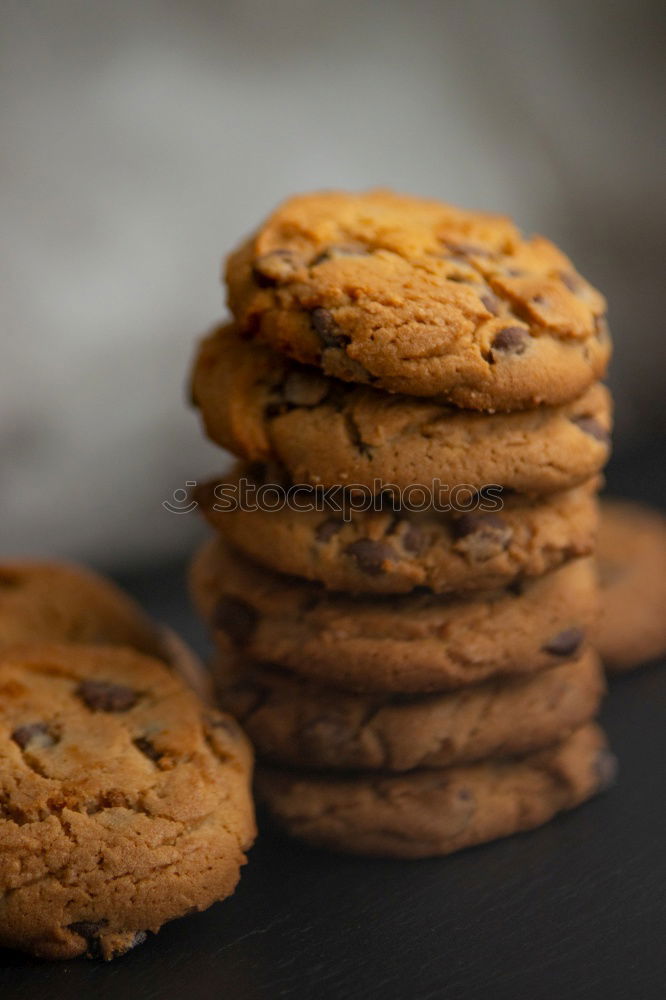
xmin=212 ymin=596 xmax=258 ymax=646
xmin=402 ymin=524 xmax=427 ymax=555
xmin=491 ymin=326 xmax=528 ymax=355
xmin=76 ymin=681 xmax=138 ymax=713
xmin=345 ymin=539 xmax=396 ymax=575
xmin=252 ymin=249 xmax=299 ymax=287
xmin=452 ymin=513 xmax=513 ymax=562
xmin=0 ymin=569 xmax=22 ymax=588
xmin=282 ymin=370 xmax=330 ymax=407
xmin=208 ymin=715 xmax=242 ymax=740
xmin=443 ymin=240 xmax=493 ymax=258
xmin=11 ymin=722 xmax=57 ymax=750
xmin=311 ymin=244 xmax=368 ymax=265
xmin=559 ymin=271 xmax=580 ymax=293
xmin=311 ymin=307 xmax=348 ymax=349
xmin=316 ymin=519 xmax=343 ymax=543
xmin=542 ymin=627 xmax=585 ymax=658
xmin=134 ymin=736 xmax=162 ymax=763
xmin=68 ymin=921 xmax=106 ymax=959
xmin=301 ymin=715 xmax=349 ymax=752
xmin=594 ymin=316 xmax=609 ymax=339
xmin=571 ymin=416 xmax=610 ymax=445
xmin=595 ymin=748 xmax=618 ymax=791
xmin=480 ymin=293 xmax=500 ymax=315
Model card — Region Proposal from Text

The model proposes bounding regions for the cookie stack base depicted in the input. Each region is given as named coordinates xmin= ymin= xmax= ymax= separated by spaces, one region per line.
xmin=256 ymin=724 xmax=613 ymax=859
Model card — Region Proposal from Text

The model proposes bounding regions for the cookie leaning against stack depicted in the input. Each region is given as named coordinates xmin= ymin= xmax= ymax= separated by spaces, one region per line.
xmin=0 ymin=562 xmax=254 ymax=960
xmin=189 ymin=189 xmax=616 ymax=857
xmin=0 ymin=643 xmax=254 ymax=960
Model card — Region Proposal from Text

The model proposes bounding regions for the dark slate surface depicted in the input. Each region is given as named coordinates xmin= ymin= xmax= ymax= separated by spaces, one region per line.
xmin=2 ymin=444 xmax=665 ymax=1000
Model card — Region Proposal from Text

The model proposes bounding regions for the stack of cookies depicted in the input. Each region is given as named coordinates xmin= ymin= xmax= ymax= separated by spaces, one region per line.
xmin=189 ymin=190 xmax=616 ymax=858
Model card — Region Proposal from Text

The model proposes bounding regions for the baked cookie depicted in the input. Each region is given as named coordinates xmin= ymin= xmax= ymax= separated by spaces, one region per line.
xmin=191 ymin=324 xmax=612 ymax=496
xmin=0 ymin=561 xmax=163 ymax=656
xmin=594 ymin=500 xmax=666 ymax=671
xmin=190 ymin=538 xmax=599 ymax=693
xmin=255 ymin=723 xmax=614 ymax=858
xmin=225 ymin=190 xmax=610 ymax=411
xmin=0 ymin=560 xmax=211 ymax=701
xmin=0 ymin=642 xmax=255 ymax=961
xmin=197 ymin=464 xmax=600 ymax=595
xmin=214 ymin=646 xmax=604 ymax=771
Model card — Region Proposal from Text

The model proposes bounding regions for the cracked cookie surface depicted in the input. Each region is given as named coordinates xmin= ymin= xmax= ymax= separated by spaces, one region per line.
xmin=191 ymin=325 xmax=612 ymax=496
xmin=214 ymin=646 xmax=604 ymax=771
xmin=593 ymin=500 xmax=666 ymax=671
xmin=256 ymin=723 xmax=614 ymax=857
xmin=225 ymin=190 xmax=610 ymax=410
xmin=0 ymin=643 xmax=255 ymax=960
xmin=197 ymin=464 xmax=600 ymax=595
xmin=190 ymin=538 xmax=599 ymax=693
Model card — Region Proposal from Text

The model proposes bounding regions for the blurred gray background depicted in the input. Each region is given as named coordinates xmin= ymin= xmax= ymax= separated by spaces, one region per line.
xmin=1 ymin=0 xmax=664 ymax=568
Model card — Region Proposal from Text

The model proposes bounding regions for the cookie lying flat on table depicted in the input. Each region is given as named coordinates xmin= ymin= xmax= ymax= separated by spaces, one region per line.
xmin=191 ymin=325 xmax=612 ymax=497
xmin=594 ymin=500 xmax=666 ymax=671
xmin=0 ymin=560 xmax=212 ymax=701
xmin=197 ymin=464 xmax=600 ymax=595
xmin=256 ymin=723 xmax=614 ymax=858
xmin=0 ymin=643 xmax=255 ymax=961
xmin=191 ymin=538 xmax=599 ymax=693
xmin=214 ymin=646 xmax=604 ymax=771
xmin=225 ymin=189 xmax=610 ymax=410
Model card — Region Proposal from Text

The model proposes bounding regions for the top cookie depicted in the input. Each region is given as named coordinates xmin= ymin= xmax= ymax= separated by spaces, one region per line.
xmin=225 ymin=190 xmax=610 ymax=410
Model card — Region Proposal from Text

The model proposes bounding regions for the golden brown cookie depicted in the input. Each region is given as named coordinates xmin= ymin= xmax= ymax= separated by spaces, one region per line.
xmin=255 ymin=723 xmax=614 ymax=858
xmin=190 ymin=538 xmax=600 ymax=693
xmin=191 ymin=324 xmax=612 ymax=497
xmin=0 ymin=561 xmax=163 ymax=656
xmin=0 ymin=560 xmax=211 ymax=701
xmin=197 ymin=464 xmax=600 ymax=595
xmin=594 ymin=500 xmax=666 ymax=671
xmin=214 ymin=646 xmax=604 ymax=771
xmin=225 ymin=190 xmax=610 ymax=410
xmin=0 ymin=642 xmax=255 ymax=961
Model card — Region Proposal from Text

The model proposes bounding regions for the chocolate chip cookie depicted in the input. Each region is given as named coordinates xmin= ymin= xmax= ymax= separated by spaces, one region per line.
xmin=0 ymin=560 xmax=212 ymax=701
xmin=0 ymin=642 xmax=255 ymax=960
xmin=255 ymin=723 xmax=614 ymax=857
xmin=197 ymin=464 xmax=600 ymax=595
xmin=190 ymin=538 xmax=599 ymax=693
xmin=191 ymin=325 xmax=612 ymax=496
xmin=225 ymin=190 xmax=610 ymax=410
xmin=594 ymin=500 xmax=666 ymax=671
xmin=214 ymin=645 xmax=604 ymax=771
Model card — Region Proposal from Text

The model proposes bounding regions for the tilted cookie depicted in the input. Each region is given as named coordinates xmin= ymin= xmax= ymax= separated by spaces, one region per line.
xmin=190 ymin=538 xmax=600 ymax=693
xmin=225 ymin=190 xmax=610 ymax=410
xmin=593 ymin=500 xmax=666 ymax=671
xmin=197 ymin=464 xmax=600 ymax=595
xmin=0 ymin=560 xmax=212 ymax=702
xmin=214 ymin=646 xmax=604 ymax=771
xmin=191 ymin=325 xmax=612 ymax=496
xmin=0 ymin=643 xmax=255 ymax=960
xmin=256 ymin=723 xmax=615 ymax=858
